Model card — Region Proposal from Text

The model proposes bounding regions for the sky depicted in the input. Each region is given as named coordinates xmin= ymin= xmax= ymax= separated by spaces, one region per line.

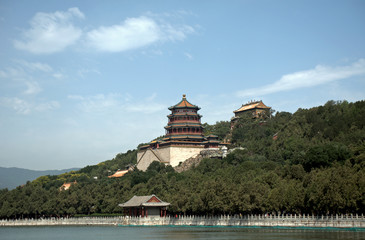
xmin=0 ymin=0 xmax=365 ymax=170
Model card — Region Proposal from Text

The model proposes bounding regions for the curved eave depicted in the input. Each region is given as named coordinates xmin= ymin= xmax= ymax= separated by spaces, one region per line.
xmin=165 ymin=124 xmax=204 ymax=128
xmin=233 ymin=102 xmax=271 ymax=113
xmin=168 ymin=105 xmax=200 ymax=110
xmin=233 ymin=107 xmax=271 ymax=113
xmin=164 ymin=135 xmax=205 ymax=139
xmin=202 ymin=140 xmax=221 ymax=144
xmin=141 ymin=202 xmax=170 ymax=207
xmin=138 ymin=144 xmax=150 ymax=150
xmin=167 ymin=113 xmax=202 ymax=117
xmin=160 ymin=140 xmax=206 ymax=145
xmin=165 ymin=123 xmax=203 ymax=128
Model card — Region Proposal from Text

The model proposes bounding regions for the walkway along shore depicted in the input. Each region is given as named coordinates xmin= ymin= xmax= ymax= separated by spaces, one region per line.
xmin=1 ymin=214 xmax=365 ymax=229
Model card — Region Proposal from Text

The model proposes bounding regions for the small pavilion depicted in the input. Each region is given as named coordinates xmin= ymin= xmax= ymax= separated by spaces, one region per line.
xmin=119 ymin=195 xmax=170 ymax=217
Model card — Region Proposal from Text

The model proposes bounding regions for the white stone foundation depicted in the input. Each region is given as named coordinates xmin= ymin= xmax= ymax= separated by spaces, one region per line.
xmin=137 ymin=145 xmax=206 ymax=171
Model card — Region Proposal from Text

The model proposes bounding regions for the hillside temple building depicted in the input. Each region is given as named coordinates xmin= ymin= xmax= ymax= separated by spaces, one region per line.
xmin=230 ymin=100 xmax=271 ymax=129
xmin=136 ymin=95 xmax=222 ymax=171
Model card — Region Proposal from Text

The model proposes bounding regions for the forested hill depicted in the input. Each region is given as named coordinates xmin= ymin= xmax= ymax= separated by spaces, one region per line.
xmin=0 ymin=100 xmax=364 ymax=218
xmin=0 ymin=167 xmax=80 ymax=190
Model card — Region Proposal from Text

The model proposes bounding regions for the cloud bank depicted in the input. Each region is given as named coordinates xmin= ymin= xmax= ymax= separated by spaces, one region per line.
xmin=237 ymin=59 xmax=365 ymax=97
xmin=14 ymin=8 xmax=194 ymax=54
xmin=16 ymin=60 xmax=53 ymax=72
xmin=14 ymin=8 xmax=84 ymax=54
xmin=0 ymin=60 xmax=62 ymax=114
xmin=68 ymin=93 xmax=166 ymax=114
xmin=86 ymin=17 xmax=160 ymax=52
xmin=0 ymin=97 xmax=59 ymax=115
xmin=0 ymin=60 xmax=60 ymax=95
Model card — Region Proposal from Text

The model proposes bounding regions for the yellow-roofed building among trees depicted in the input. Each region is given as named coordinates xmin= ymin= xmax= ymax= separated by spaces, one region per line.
xmin=231 ymin=100 xmax=271 ymax=129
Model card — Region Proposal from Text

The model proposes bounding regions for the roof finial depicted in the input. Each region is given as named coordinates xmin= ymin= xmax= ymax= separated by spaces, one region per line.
xmin=183 ymin=94 xmax=186 ymax=99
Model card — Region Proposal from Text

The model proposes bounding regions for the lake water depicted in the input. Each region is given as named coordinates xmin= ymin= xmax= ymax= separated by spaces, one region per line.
xmin=1 ymin=226 xmax=364 ymax=240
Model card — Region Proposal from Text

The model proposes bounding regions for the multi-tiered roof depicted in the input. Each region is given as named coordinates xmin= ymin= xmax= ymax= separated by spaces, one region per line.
xmin=139 ymin=95 xmax=221 ymax=150
xmin=163 ymin=94 xmax=205 ymax=143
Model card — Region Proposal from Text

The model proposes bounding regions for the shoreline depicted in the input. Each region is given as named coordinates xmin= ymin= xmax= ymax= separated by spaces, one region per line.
xmin=118 ymin=224 xmax=365 ymax=231
xmin=2 ymin=224 xmax=364 ymax=232
xmin=1 ymin=215 xmax=365 ymax=230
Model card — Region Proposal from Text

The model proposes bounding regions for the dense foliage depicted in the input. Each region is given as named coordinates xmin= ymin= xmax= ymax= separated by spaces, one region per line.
xmin=203 ymin=121 xmax=231 ymax=140
xmin=0 ymin=100 xmax=364 ymax=218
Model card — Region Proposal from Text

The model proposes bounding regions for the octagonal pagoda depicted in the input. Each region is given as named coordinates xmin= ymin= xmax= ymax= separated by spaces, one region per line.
xmin=163 ymin=94 xmax=205 ymax=143
xmin=136 ymin=95 xmax=222 ymax=171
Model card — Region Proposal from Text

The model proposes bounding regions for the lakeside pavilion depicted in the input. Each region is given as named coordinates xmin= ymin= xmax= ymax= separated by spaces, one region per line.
xmin=119 ymin=195 xmax=170 ymax=217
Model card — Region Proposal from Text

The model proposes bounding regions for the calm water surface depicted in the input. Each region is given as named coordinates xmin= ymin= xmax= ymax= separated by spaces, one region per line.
xmin=1 ymin=226 xmax=364 ymax=240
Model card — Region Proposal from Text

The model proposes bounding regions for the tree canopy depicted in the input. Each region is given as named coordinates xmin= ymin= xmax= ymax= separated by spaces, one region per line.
xmin=0 ymin=100 xmax=364 ymax=218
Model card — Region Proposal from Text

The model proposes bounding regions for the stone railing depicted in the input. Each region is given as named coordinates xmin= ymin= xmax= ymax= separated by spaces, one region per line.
xmin=0 ymin=216 xmax=121 ymax=226
xmin=1 ymin=214 xmax=364 ymax=228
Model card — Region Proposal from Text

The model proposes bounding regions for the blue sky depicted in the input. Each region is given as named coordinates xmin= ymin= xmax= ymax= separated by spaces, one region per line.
xmin=1 ymin=0 xmax=364 ymax=170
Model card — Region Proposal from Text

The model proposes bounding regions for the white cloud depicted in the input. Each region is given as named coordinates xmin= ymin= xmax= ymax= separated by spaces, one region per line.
xmin=141 ymin=49 xmax=163 ymax=56
xmin=15 ymin=60 xmax=53 ymax=72
xmin=68 ymin=93 xmax=121 ymax=112
xmin=14 ymin=7 xmax=84 ymax=54
xmin=77 ymin=68 xmax=101 ymax=79
xmin=0 ymin=97 xmax=59 ymax=114
xmin=0 ymin=61 xmax=53 ymax=80
xmin=86 ymin=16 xmax=194 ymax=52
xmin=237 ymin=59 xmax=365 ymax=97
xmin=146 ymin=93 xmax=157 ymax=101
xmin=24 ymin=81 xmax=42 ymax=95
xmin=0 ymin=97 xmax=31 ymax=114
xmin=14 ymin=9 xmax=194 ymax=54
xmin=34 ymin=101 xmax=60 ymax=112
xmin=0 ymin=67 xmax=26 ymax=80
xmin=52 ymin=73 xmax=64 ymax=79
xmin=68 ymin=93 xmax=166 ymax=114
xmin=0 ymin=60 xmax=63 ymax=96
xmin=125 ymin=103 xmax=165 ymax=114
xmin=67 ymin=7 xmax=85 ymax=19
xmin=67 ymin=95 xmax=84 ymax=101
xmin=184 ymin=52 xmax=193 ymax=60
xmin=161 ymin=24 xmax=194 ymax=41
xmin=86 ymin=17 xmax=160 ymax=52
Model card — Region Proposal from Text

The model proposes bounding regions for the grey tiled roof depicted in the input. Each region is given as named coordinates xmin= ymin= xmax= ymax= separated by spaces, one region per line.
xmin=119 ymin=194 xmax=170 ymax=207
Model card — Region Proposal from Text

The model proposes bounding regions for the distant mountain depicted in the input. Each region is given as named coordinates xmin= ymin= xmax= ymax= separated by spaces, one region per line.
xmin=0 ymin=167 xmax=80 ymax=190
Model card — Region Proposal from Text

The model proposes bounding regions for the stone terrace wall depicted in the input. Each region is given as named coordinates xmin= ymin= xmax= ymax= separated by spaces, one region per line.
xmin=1 ymin=214 xmax=365 ymax=228
xmin=174 ymin=149 xmax=223 ymax=173
xmin=169 ymin=146 xmax=203 ymax=167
